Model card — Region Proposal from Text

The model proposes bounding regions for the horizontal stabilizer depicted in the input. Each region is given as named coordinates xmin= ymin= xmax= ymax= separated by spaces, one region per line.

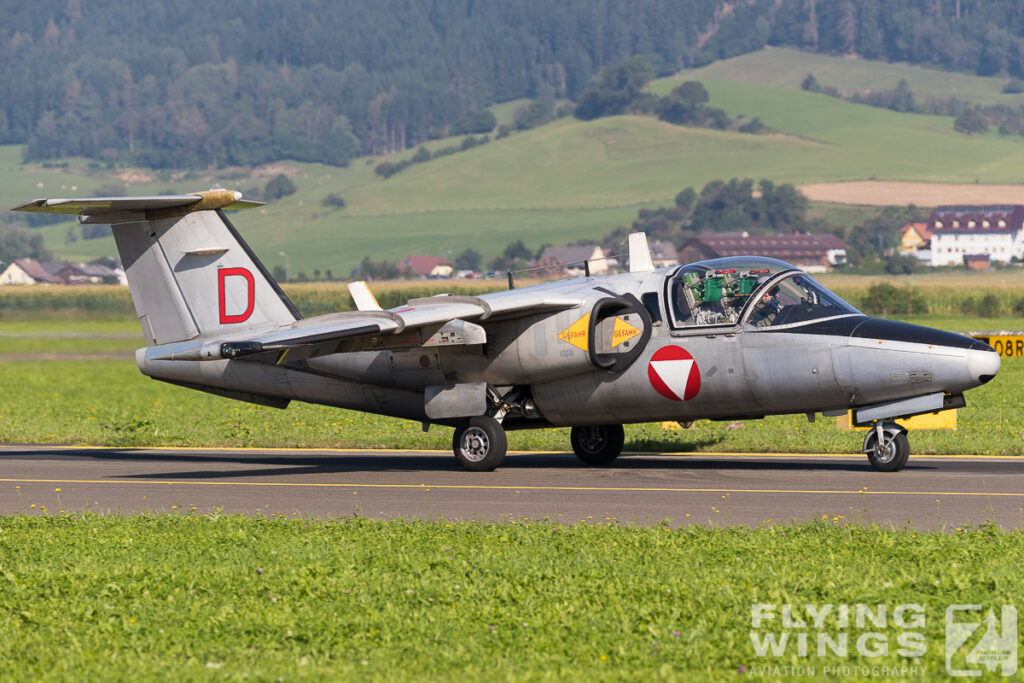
xmin=13 ymin=189 xmax=264 ymax=224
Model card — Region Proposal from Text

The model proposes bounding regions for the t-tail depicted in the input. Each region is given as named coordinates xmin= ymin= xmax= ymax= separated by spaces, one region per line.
xmin=13 ymin=189 xmax=300 ymax=345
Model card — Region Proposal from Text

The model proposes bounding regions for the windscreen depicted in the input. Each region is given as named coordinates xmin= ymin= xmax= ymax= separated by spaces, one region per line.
xmin=745 ymin=273 xmax=860 ymax=328
xmin=667 ymin=257 xmax=792 ymax=328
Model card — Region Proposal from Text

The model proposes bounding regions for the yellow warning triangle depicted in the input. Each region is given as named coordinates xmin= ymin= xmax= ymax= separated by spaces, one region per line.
xmin=557 ymin=313 xmax=590 ymax=351
xmin=611 ymin=316 xmax=641 ymax=348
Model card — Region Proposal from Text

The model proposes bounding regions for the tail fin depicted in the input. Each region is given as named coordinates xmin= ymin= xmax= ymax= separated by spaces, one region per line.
xmin=14 ymin=189 xmax=300 ymax=345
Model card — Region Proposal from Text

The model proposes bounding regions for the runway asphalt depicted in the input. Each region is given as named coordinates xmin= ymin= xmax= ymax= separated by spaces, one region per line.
xmin=1 ymin=445 xmax=1023 ymax=528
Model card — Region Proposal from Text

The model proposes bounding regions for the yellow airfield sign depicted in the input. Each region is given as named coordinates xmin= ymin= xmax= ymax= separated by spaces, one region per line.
xmin=966 ymin=332 xmax=1024 ymax=359
xmin=836 ymin=410 xmax=957 ymax=431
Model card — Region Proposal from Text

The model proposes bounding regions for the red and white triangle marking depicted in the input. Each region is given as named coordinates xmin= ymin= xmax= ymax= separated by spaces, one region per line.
xmin=647 ymin=346 xmax=701 ymax=401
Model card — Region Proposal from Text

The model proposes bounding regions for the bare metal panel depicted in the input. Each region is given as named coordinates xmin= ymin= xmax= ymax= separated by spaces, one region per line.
xmin=855 ymin=392 xmax=945 ymax=424
xmin=112 ymin=223 xmax=200 ymax=345
xmin=424 ymin=383 xmax=487 ymax=419
xmin=157 ymin=212 xmax=297 ymax=337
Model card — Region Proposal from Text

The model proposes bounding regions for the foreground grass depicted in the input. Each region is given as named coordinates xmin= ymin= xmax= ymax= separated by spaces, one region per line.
xmin=0 ymin=356 xmax=1020 ymax=456
xmin=0 ymin=515 xmax=1019 ymax=680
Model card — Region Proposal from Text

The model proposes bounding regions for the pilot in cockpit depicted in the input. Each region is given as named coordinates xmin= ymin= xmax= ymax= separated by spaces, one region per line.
xmin=749 ymin=285 xmax=781 ymax=327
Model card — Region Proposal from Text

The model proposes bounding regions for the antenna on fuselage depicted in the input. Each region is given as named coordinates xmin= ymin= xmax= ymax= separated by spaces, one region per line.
xmin=628 ymin=232 xmax=655 ymax=273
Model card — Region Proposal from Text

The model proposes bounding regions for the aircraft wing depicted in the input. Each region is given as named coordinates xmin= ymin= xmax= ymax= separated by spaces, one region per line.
xmin=159 ymin=288 xmax=581 ymax=363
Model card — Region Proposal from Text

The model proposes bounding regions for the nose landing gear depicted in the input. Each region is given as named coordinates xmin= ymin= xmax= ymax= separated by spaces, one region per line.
xmin=863 ymin=422 xmax=910 ymax=472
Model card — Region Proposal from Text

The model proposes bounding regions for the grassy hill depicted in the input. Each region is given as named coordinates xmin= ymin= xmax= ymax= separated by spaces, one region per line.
xmin=675 ymin=46 xmax=1024 ymax=106
xmin=10 ymin=54 xmax=1024 ymax=276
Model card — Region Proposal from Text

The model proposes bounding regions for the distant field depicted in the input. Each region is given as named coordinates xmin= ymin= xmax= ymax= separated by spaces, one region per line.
xmin=800 ymin=180 xmax=1024 ymax=206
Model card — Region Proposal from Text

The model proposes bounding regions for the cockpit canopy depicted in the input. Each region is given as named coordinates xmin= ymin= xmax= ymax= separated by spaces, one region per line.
xmin=667 ymin=257 xmax=859 ymax=329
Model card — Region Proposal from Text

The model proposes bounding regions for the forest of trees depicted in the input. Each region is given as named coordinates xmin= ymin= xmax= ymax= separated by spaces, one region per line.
xmin=8 ymin=1 xmax=1024 ymax=168
xmin=0 ymin=0 xmax=724 ymax=168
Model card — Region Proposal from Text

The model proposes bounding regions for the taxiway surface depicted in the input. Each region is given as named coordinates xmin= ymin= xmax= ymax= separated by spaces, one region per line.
xmin=1 ymin=445 xmax=1022 ymax=527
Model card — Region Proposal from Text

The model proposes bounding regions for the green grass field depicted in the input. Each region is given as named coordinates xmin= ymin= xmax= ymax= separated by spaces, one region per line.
xmin=0 ymin=515 xmax=1019 ymax=680
xmin=676 ymin=46 xmax=1024 ymax=105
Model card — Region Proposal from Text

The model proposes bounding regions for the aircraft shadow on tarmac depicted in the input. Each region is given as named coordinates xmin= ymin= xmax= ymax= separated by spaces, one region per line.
xmin=0 ymin=446 xmax=965 ymax=480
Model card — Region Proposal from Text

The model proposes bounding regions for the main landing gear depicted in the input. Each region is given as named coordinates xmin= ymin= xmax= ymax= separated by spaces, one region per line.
xmin=863 ymin=422 xmax=910 ymax=472
xmin=452 ymin=417 xmax=508 ymax=471
xmin=450 ymin=419 xmax=628 ymax=471
xmin=570 ymin=425 xmax=625 ymax=466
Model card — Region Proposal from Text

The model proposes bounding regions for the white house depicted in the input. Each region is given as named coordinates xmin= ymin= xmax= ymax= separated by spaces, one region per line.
xmin=927 ymin=206 xmax=1024 ymax=267
xmin=0 ymin=258 xmax=62 ymax=285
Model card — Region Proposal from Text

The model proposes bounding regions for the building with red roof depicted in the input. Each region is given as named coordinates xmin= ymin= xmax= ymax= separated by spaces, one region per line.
xmin=678 ymin=232 xmax=848 ymax=272
xmin=927 ymin=206 xmax=1024 ymax=267
xmin=398 ymin=255 xmax=453 ymax=278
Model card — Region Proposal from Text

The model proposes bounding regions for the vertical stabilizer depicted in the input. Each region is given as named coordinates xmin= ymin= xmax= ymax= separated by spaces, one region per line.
xmin=114 ymin=210 xmax=300 ymax=345
xmin=13 ymin=191 xmax=300 ymax=345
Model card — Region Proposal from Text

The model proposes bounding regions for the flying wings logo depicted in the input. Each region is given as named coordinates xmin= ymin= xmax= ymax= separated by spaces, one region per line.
xmin=218 ymin=267 xmax=255 ymax=324
xmin=648 ymin=345 xmax=701 ymax=401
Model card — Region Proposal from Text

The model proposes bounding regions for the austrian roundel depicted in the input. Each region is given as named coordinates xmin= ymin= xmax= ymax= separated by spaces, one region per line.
xmin=647 ymin=345 xmax=701 ymax=401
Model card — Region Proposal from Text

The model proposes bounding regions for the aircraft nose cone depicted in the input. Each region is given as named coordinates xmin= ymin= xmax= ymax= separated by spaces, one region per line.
xmin=967 ymin=347 xmax=1001 ymax=385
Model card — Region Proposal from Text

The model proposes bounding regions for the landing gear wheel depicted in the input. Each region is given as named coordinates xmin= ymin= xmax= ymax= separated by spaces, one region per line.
xmin=863 ymin=425 xmax=910 ymax=472
xmin=570 ymin=424 xmax=625 ymax=466
xmin=452 ymin=417 xmax=507 ymax=471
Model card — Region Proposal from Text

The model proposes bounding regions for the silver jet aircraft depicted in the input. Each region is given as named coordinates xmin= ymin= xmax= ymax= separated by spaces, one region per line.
xmin=15 ymin=190 xmax=1000 ymax=471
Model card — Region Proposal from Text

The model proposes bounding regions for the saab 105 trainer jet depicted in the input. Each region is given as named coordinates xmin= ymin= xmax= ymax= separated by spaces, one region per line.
xmin=15 ymin=189 xmax=1000 ymax=471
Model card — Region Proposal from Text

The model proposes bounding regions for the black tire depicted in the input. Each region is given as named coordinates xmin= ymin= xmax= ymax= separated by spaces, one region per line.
xmin=570 ymin=424 xmax=625 ymax=466
xmin=864 ymin=429 xmax=910 ymax=472
xmin=452 ymin=417 xmax=507 ymax=471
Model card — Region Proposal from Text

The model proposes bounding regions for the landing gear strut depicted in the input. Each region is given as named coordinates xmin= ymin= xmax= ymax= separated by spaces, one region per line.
xmin=863 ymin=422 xmax=910 ymax=472
xmin=452 ymin=416 xmax=507 ymax=471
xmin=570 ymin=424 xmax=625 ymax=466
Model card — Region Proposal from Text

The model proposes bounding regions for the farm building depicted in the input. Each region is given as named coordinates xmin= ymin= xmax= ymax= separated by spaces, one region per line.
xmin=52 ymin=262 xmax=123 ymax=285
xmin=899 ymin=222 xmax=932 ymax=250
xmin=535 ymin=245 xmax=609 ymax=276
xmin=0 ymin=258 xmax=125 ymax=285
xmin=0 ymin=258 xmax=63 ymax=285
xmin=647 ymin=240 xmax=679 ymax=268
xmin=898 ymin=221 xmax=934 ymax=263
xmin=678 ymin=232 xmax=849 ymax=272
xmin=963 ymin=254 xmax=991 ymax=270
xmin=926 ymin=206 xmax=1024 ymax=267
xmin=398 ymin=255 xmax=453 ymax=278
